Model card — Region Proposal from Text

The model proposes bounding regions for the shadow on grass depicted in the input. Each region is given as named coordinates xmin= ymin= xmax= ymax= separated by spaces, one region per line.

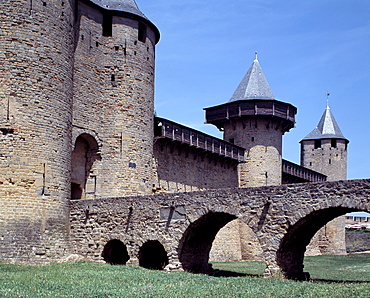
xmin=204 ymin=269 xmax=262 ymax=278
xmin=310 ymin=278 xmax=370 ymax=284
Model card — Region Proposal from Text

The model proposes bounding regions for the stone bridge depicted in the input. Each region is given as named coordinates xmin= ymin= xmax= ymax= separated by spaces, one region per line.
xmin=70 ymin=179 xmax=370 ymax=279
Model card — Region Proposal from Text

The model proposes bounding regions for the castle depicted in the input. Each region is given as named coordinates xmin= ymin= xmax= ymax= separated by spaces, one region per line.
xmin=0 ymin=0 xmax=348 ymax=265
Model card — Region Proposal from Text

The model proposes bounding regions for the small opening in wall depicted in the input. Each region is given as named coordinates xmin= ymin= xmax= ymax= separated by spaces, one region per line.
xmin=138 ymin=240 xmax=169 ymax=270
xmin=134 ymin=51 xmax=137 ymax=55
xmin=114 ymin=46 xmax=119 ymax=51
xmin=251 ymin=137 xmax=255 ymax=142
xmin=111 ymin=74 xmax=115 ymax=82
xmin=314 ymin=139 xmax=321 ymax=149
xmin=61 ymin=1 xmax=65 ymax=6
xmin=229 ymin=138 xmax=234 ymax=144
xmin=102 ymin=239 xmax=130 ymax=265
xmin=0 ymin=128 xmax=14 ymax=135
xmin=81 ymin=35 xmax=84 ymax=40
xmin=138 ymin=23 xmax=147 ymax=42
xmin=102 ymin=14 xmax=113 ymax=37
xmin=96 ymin=41 xmax=99 ymax=47
xmin=309 ymin=162 xmax=312 ymax=166
xmin=329 ymin=159 xmax=332 ymax=164
xmin=42 ymin=1 xmax=46 ymax=6
xmin=331 ymin=139 xmax=337 ymax=148
xmin=71 ymin=183 xmax=82 ymax=200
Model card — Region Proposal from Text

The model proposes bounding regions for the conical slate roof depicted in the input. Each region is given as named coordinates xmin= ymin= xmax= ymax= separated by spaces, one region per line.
xmin=229 ymin=56 xmax=275 ymax=102
xmin=302 ymin=105 xmax=348 ymax=141
xmin=90 ymin=0 xmax=147 ymax=19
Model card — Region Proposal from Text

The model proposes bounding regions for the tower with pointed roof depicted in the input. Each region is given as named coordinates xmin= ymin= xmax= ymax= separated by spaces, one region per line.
xmin=301 ymin=105 xmax=349 ymax=255
xmin=205 ymin=55 xmax=297 ymax=187
xmin=300 ymin=105 xmax=349 ymax=181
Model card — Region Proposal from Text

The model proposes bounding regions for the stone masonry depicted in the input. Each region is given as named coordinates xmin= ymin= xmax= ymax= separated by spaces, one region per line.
xmin=70 ymin=179 xmax=370 ymax=279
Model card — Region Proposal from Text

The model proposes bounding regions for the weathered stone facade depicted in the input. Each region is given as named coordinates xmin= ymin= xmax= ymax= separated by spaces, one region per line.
xmin=0 ymin=0 xmax=355 ymax=278
xmin=0 ymin=0 xmax=75 ymax=263
xmin=69 ymin=179 xmax=370 ymax=279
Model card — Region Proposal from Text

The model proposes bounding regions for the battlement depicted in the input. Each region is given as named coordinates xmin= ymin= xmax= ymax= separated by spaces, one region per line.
xmin=154 ymin=117 xmax=245 ymax=162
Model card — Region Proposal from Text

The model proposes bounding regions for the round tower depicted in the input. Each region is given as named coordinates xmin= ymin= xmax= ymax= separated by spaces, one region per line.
xmin=300 ymin=104 xmax=349 ymax=181
xmin=301 ymin=104 xmax=349 ymax=256
xmin=0 ymin=0 xmax=75 ymax=263
xmin=205 ymin=55 xmax=297 ymax=187
xmin=72 ymin=0 xmax=160 ymax=198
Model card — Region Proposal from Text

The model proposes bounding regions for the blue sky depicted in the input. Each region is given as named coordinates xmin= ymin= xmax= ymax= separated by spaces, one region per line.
xmin=139 ymin=0 xmax=370 ymax=180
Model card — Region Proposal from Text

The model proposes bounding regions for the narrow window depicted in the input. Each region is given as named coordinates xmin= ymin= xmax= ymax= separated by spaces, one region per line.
xmin=111 ymin=74 xmax=115 ymax=82
xmin=329 ymin=159 xmax=332 ymax=164
xmin=314 ymin=139 xmax=321 ymax=149
xmin=309 ymin=162 xmax=312 ymax=166
xmin=138 ymin=23 xmax=147 ymax=42
xmin=251 ymin=137 xmax=255 ymax=142
xmin=331 ymin=139 xmax=337 ymax=148
xmin=102 ymin=14 xmax=112 ymax=37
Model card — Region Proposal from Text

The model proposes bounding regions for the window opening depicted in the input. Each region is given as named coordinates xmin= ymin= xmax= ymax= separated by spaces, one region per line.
xmin=331 ymin=139 xmax=337 ymax=148
xmin=102 ymin=14 xmax=112 ymax=37
xmin=138 ymin=23 xmax=147 ymax=42
xmin=314 ymin=139 xmax=321 ymax=149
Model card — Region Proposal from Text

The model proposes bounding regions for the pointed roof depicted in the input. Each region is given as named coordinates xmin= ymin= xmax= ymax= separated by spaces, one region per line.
xmin=229 ymin=54 xmax=275 ymax=102
xmin=90 ymin=0 xmax=147 ymax=18
xmin=302 ymin=105 xmax=348 ymax=142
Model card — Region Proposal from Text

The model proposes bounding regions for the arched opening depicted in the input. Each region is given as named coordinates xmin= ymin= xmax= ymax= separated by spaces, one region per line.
xmin=101 ymin=239 xmax=130 ymax=265
xmin=71 ymin=133 xmax=100 ymax=200
xmin=277 ymin=207 xmax=360 ymax=280
xmin=138 ymin=240 xmax=169 ymax=270
xmin=178 ymin=211 xmax=237 ymax=273
xmin=210 ymin=218 xmax=263 ymax=262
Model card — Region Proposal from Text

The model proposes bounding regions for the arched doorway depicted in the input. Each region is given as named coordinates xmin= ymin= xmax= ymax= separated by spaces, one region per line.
xmin=178 ymin=211 xmax=237 ymax=273
xmin=71 ymin=133 xmax=99 ymax=199
xmin=277 ymin=207 xmax=360 ymax=280
xmin=138 ymin=240 xmax=169 ymax=270
xmin=102 ymin=239 xmax=130 ymax=265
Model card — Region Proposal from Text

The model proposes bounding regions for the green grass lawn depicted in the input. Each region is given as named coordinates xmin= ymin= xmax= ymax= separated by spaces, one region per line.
xmin=0 ymin=254 xmax=369 ymax=298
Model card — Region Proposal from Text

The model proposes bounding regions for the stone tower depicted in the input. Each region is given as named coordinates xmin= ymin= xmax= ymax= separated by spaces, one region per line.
xmin=72 ymin=0 xmax=160 ymax=199
xmin=0 ymin=0 xmax=75 ymax=263
xmin=300 ymin=104 xmax=348 ymax=180
xmin=0 ymin=0 xmax=159 ymax=264
xmin=301 ymin=104 xmax=349 ymax=255
xmin=205 ymin=55 xmax=297 ymax=187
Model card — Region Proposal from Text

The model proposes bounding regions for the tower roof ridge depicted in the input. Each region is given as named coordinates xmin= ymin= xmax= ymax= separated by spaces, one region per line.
xmin=90 ymin=0 xmax=147 ymax=19
xmin=302 ymin=105 xmax=348 ymax=142
xmin=229 ymin=56 xmax=275 ymax=102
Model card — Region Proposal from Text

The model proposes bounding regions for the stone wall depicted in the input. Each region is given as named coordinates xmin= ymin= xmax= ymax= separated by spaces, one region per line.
xmin=224 ymin=119 xmax=283 ymax=187
xmin=72 ymin=1 xmax=158 ymax=198
xmin=153 ymin=141 xmax=239 ymax=193
xmin=0 ymin=0 xmax=74 ymax=264
xmin=69 ymin=179 xmax=370 ymax=278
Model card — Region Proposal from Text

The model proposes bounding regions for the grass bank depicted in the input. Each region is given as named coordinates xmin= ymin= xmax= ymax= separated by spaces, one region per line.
xmin=0 ymin=254 xmax=369 ymax=297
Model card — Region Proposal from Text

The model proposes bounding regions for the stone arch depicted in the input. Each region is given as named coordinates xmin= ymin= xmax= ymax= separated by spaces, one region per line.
xmin=138 ymin=240 xmax=169 ymax=270
xmin=101 ymin=239 xmax=130 ymax=265
xmin=210 ymin=218 xmax=263 ymax=262
xmin=178 ymin=211 xmax=237 ymax=273
xmin=276 ymin=206 xmax=362 ymax=280
xmin=71 ymin=133 xmax=100 ymax=199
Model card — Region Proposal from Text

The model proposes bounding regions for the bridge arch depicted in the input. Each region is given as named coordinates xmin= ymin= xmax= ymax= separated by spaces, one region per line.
xmin=277 ymin=206 xmax=364 ymax=280
xmin=178 ymin=211 xmax=238 ymax=273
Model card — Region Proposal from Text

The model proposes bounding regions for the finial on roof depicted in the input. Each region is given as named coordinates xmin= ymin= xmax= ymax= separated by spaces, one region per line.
xmin=255 ymin=51 xmax=258 ymax=61
xmin=326 ymin=93 xmax=330 ymax=108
